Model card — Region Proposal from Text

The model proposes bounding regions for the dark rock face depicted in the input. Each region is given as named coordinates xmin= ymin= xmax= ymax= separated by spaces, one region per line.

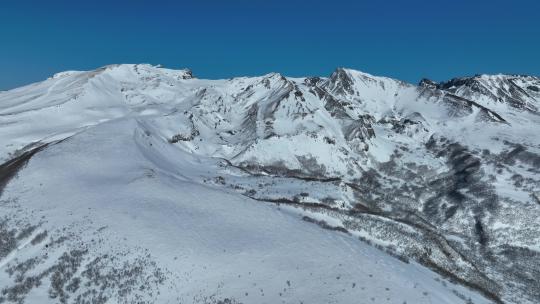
xmin=437 ymin=76 xmax=483 ymax=91
xmin=182 ymin=69 xmax=194 ymax=79
xmin=0 ymin=144 xmax=48 ymax=197
xmin=527 ymin=85 xmax=539 ymax=92
xmin=326 ymin=68 xmax=356 ymax=96
xmin=418 ymin=78 xmax=439 ymax=89
xmin=343 ymin=115 xmax=376 ymax=143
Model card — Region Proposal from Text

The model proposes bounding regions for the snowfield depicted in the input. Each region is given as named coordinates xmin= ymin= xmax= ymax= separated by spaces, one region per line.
xmin=1 ymin=64 xmax=539 ymax=303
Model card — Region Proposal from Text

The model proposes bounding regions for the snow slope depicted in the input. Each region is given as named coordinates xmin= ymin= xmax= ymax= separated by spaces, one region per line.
xmin=1 ymin=63 xmax=539 ymax=303
xmin=0 ymin=118 xmax=489 ymax=304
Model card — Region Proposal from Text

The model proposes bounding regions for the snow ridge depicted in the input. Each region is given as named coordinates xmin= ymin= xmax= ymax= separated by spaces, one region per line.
xmin=1 ymin=64 xmax=539 ymax=304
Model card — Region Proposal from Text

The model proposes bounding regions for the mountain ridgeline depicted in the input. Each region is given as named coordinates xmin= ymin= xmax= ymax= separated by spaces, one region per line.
xmin=0 ymin=64 xmax=539 ymax=304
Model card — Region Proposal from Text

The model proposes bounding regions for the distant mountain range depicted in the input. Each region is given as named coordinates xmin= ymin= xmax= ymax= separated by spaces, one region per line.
xmin=1 ymin=64 xmax=539 ymax=304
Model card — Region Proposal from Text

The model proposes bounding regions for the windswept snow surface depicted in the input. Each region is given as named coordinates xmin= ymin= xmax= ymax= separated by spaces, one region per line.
xmin=1 ymin=64 xmax=539 ymax=303
xmin=0 ymin=118 xmax=488 ymax=304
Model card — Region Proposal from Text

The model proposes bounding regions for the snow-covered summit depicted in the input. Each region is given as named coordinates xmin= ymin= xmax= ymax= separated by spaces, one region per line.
xmin=1 ymin=64 xmax=539 ymax=303
xmin=421 ymin=73 xmax=540 ymax=113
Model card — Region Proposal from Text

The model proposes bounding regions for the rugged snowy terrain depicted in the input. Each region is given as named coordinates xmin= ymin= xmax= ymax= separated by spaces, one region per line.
xmin=1 ymin=64 xmax=539 ymax=303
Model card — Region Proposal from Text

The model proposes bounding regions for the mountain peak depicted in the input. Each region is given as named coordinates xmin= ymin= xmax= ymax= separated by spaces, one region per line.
xmin=330 ymin=67 xmax=382 ymax=81
xmin=1 ymin=63 xmax=539 ymax=304
xmin=327 ymin=67 xmax=378 ymax=94
xmin=418 ymin=78 xmax=439 ymax=88
xmin=434 ymin=73 xmax=540 ymax=112
xmin=326 ymin=68 xmax=358 ymax=95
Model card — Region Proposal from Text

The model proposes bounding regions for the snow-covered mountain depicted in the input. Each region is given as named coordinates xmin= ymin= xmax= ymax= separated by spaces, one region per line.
xmin=1 ymin=64 xmax=539 ymax=304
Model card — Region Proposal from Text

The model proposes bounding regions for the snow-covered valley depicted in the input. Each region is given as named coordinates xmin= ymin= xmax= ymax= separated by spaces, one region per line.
xmin=1 ymin=64 xmax=539 ymax=303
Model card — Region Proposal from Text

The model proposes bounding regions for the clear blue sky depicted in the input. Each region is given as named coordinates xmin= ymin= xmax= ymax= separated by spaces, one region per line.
xmin=1 ymin=0 xmax=539 ymax=90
